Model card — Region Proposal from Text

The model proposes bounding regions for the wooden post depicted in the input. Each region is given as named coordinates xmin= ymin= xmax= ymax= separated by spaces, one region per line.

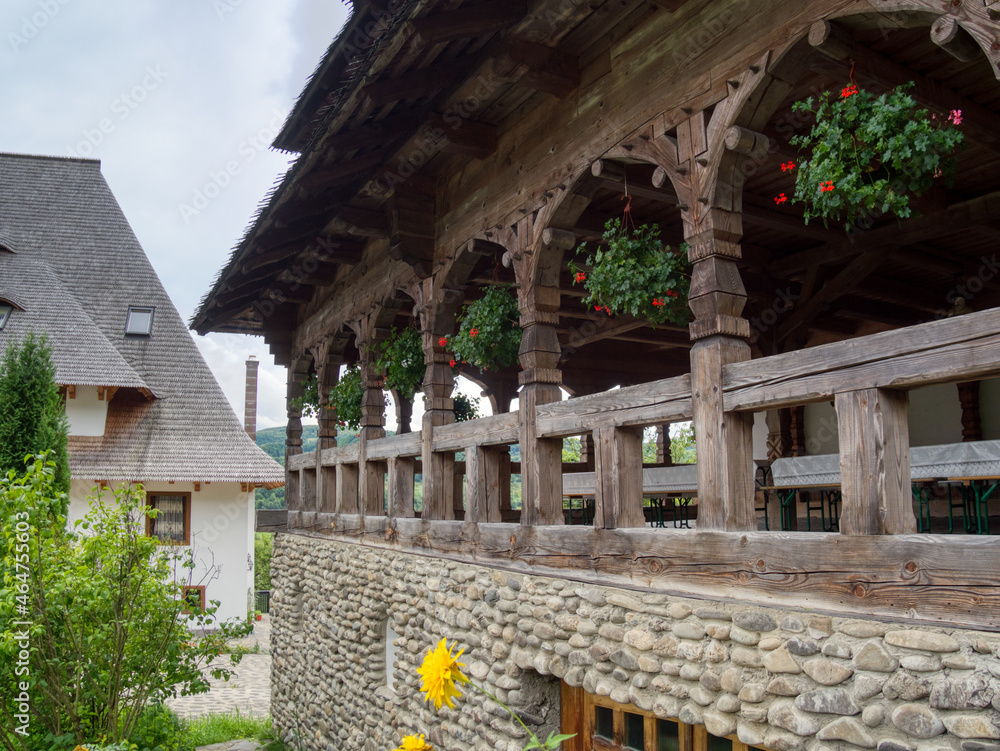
xmin=836 ymin=387 xmax=916 ymax=535
xmin=387 ymin=457 xmax=416 ymax=517
xmin=958 ymin=381 xmax=982 ymax=442
xmin=684 ymin=208 xmax=755 ymax=531
xmin=579 ymin=433 xmax=596 ymax=470
xmin=316 ymin=357 xmax=340 ymax=513
xmin=393 ymin=389 xmax=413 ymax=434
xmin=656 ymin=424 xmax=674 ymax=465
xmin=518 ymin=284 xmax=565 ymax=526
xmin=422 ymin=362 xmax=456 ymax=520
xmin=284 ymin=368 xmax=305 ymax=511
xmin=593 ymin=426 xmax=645 ymax=529
xmin=358 ymin=338 xmax=386 ymax=516
xmin=337 ymin=462 xmax=360 ymax=514
xmin=466 ymin=446 xmax=505 ymax=523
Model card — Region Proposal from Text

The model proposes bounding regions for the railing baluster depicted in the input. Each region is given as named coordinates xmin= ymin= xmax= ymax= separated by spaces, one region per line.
xmin=836 ymin=387 xmax=916 ymax=535
xmin=387 ymin=457 xmax=415 ymax=518
xmin=593 ymin=426 xmax=645 ymax=529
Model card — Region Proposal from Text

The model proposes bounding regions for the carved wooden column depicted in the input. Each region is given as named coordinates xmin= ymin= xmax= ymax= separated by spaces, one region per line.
xmin=313 ymin=343 xmax=341 ymax=514
xmin=413 ymin=277 xmax=459 ymax=521
xmin=393 ymin=389 xmax=413 ymax=434
xmin=958 ymin=381 xmax=982 ymax=442
xmin=518 ymin=283 xmax=565 ymax=526
xmin=656 ymin=425 xmax=674 ymax=465
xmin=285 ymin=367 xmax=305 ymax=512
xmin=685 ymin=208 xmax=756 ymax=531
xmin=352 ymin=319 xmax=387 ymax=517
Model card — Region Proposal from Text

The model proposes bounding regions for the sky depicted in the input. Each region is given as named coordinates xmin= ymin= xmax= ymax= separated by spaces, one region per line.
xmin=1 ymin=0 xmax=351 ymax=430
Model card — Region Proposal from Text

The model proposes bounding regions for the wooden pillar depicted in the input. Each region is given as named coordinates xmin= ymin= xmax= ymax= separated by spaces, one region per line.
xmin=316 ymin=358 xmax=340 ymax=513
xmin=836 ymin=388 xmax=916 ymax=535
xmin=393 ymin=389 xmax=413 ymax=434
xmin=579 ymin=433 xmax=596 ymax=470
xmin=285 ymin=369 xmax=305 ymax=511
xmin=593 ymin=426 xmax=645 ymax=529
xmin=656 ymin=424 xmax=674 ymax=465
xmin=337 ymin=462 xmax=360 ymax=515
xmin=466 ymin=446 xmax=506 ymax=523
xmin=789 ymin=406 xmax=806 ymax=456
xmin=356 ymin=325 xmax=386 ymax=517
xmin=518 ymin=284 xmax=565 ymax=526
xmin=958 ymin=381 xmax=982 ymax=442
xmin=422 ymin=361 xmax=456 ymax=520
xmin=685 ymin=209 xmax=755 ymax=531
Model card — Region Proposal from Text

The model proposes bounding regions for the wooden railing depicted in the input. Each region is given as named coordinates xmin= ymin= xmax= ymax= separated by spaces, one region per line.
xmin=284 ymin=309 xmax=1000 ymax=631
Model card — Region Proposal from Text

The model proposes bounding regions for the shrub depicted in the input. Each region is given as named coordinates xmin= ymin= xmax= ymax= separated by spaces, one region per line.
xmin=0 ymin=333 xmax=69 ymax=497
xmin=0 ymin=459 xmax=249 ymax=751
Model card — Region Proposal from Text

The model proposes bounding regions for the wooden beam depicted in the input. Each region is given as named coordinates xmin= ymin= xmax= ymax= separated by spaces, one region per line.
xmin=493 ymin=38 xmax=580 ymax=98
xmin=311 ymin=517 xmax=1000 ymax=632
xmin=408 ymin=1 xmax=525 ymax=45
xmin=331 ymin=207 xmax=389 ymax=239
xmin=777 ymin=250 xmax=889 ymax=342
xmin=324 ymin=117 xmax=413 ymax=155
xmin=930 ymin=15 xmax=981 ymax=63
xmin=769 ymin=190 xmax=1000 ymax=276
xmin=362 ymin=60 xmax=464 ymax=105
xmin=593 ymin=426 xmax=645 ymax=529
xmin=298 ymin=151 xmax=387 ymax=193
xmin=809 ymin=20 xmax=1000 ymax=153
xmin=427 ymin=114 xmax=497 ymax=160
xmin=645 ymin=0 xmax=689 ymax=10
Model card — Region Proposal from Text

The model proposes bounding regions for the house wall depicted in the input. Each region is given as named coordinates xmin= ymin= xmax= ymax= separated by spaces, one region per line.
xmin=68 ymin=479 xmax=254 ymax=623
xmin=64 ymin=384 xmax=108 ymax=437
xmin=271 ymin=533 xmax=1000 ymax=751
xmin=802 ymin=384 xmax=966 ymax=456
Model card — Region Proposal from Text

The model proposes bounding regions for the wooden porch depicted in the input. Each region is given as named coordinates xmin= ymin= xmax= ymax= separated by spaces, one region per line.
xmin=281 ymin=307 xmax=1000 ymax=633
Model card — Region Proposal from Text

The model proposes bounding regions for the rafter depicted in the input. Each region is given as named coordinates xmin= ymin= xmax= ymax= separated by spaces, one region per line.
xmin=408 ymin=1 xmax=525 ymax=45
xmin=493 ymin=39 xmax=580 ymax=98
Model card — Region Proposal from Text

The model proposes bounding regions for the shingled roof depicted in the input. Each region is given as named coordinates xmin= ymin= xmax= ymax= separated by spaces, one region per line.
xmin=0 ymin=153 xmax=284 ymax=486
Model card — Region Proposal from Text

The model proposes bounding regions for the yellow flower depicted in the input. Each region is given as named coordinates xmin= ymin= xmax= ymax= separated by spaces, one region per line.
xmin=417 ymin=637 xmax=469 ymax=710
xmin=394 ymin=734 xmax=433 ymax=751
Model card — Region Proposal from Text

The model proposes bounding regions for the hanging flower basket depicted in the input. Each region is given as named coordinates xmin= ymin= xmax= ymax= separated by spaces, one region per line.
xmin=375 ymin=325 xmax=424 ymax=401
xmin=568 ymin=218 xmax=690 ymax=326
xmin=787 ymin=81 xmax=964 ymax=229
xmin=443 ymin=286 xmax=522 ymax=372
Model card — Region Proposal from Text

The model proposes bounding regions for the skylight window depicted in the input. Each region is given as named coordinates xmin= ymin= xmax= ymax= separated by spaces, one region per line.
xmin=0 ymin=303 xmax=12 ymax=331
xmin=125 ymin=306 xmax=155 ymax=336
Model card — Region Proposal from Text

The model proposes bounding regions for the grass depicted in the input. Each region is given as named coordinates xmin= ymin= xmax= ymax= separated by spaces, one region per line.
xmin=180 ymin=711 xmax=284 ymax=749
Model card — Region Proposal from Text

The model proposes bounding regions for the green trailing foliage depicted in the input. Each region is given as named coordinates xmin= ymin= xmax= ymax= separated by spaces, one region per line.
xmin=788 ymin=81 xmax=964 ymax=229
xmin=329 ymin=364 xmax=364 ymax=431
xmin=445 ymin=286 xmax=522 ymax=372
xmin=0 ymin=333 xmax=70 ymax=498
xmin=0 ymin=458 xmax=249 ymax=751
xmin=375 ymin=326 xmax=425 ymax=401
xmin=569 ymin=219 xmax=690 ymax=326
xmin=452 ymin=392 xmax=480 ymax=422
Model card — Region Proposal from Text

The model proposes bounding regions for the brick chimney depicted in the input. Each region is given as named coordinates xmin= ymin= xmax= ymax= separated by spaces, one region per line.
xmin=244 ymin=356 xmax=259 ymax=440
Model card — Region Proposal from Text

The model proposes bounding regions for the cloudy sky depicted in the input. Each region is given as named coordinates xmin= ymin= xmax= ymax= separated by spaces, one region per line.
xmin=1 ymin=0 xmax=351 ymax=430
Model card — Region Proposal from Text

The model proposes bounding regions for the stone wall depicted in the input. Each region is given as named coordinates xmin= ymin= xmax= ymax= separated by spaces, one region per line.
xmin=270 ymin=533 xmax=1000 ymax=751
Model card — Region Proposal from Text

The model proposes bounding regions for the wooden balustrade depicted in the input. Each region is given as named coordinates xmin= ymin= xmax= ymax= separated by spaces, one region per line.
xmin=281 ymin=309 xmax=1000 ymax=630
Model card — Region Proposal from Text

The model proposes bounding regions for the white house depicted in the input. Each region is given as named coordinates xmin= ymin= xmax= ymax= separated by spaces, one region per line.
xmin=0 ymin=151 xmax=283 ymax=623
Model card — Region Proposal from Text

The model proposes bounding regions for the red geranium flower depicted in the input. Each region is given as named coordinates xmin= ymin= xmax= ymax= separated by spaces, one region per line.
xmin=780 ymin=162 xmax=796 ymax=173
xmin=840 ymin=83 xmax=859 ymax=98
xmin=774 ymin=193 xmax=788 ymax=205
xmin=469 ymin=328 xmax=478 ymax=338
xmin=575 ymin=272 xmax=586 ymax=283
xmin=449 ymin=359 xmax=456 ymax=368
xmin=820 ymin=181 xmax=835 ymax=192
xmin=438 ymin=337 xmax=448 ymax=348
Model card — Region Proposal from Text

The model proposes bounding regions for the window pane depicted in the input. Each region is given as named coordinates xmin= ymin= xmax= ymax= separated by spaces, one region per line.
xmin=0 ymin=304 xmax=11 ymax=330
xmin=625 ymin=712 xmax=644 ymax=749
xmin=125 ymin=307 xmax=154 ymax=335
xmin=708 ymin=735 xmax=733 ymax=751
xmin=595 ymin=706 xmax=614 ymax=740
xmin=656 ymin=719 xmax=680 ymax=751
xmin=150 ymin=495 xmax=185 ymax=543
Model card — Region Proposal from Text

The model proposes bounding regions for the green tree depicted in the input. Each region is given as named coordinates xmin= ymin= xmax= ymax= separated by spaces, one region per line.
xmin=0 ymin=334 xmax=69 ymax=497
xmin=0 ymin=458 xmax=248 ymax=751
xmin=254 ymin=532 xmax=273 ymax=591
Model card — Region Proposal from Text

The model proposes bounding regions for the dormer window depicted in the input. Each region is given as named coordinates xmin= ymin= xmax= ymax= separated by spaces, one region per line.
xmin=125 ymin=306 xmax=154 ymax=336
xmin=0 ymin=303 xmax=12 ymax=330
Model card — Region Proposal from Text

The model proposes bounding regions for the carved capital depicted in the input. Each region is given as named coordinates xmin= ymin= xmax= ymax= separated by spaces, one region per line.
xmin=518 ymin=367 xmax=563 ymax=386
xmin=689 ymin=315 xmax=752 ymax=342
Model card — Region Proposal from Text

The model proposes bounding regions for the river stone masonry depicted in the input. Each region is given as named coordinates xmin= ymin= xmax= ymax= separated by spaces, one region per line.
xmin=270 ymin=534 xmax=1000 ymax=751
